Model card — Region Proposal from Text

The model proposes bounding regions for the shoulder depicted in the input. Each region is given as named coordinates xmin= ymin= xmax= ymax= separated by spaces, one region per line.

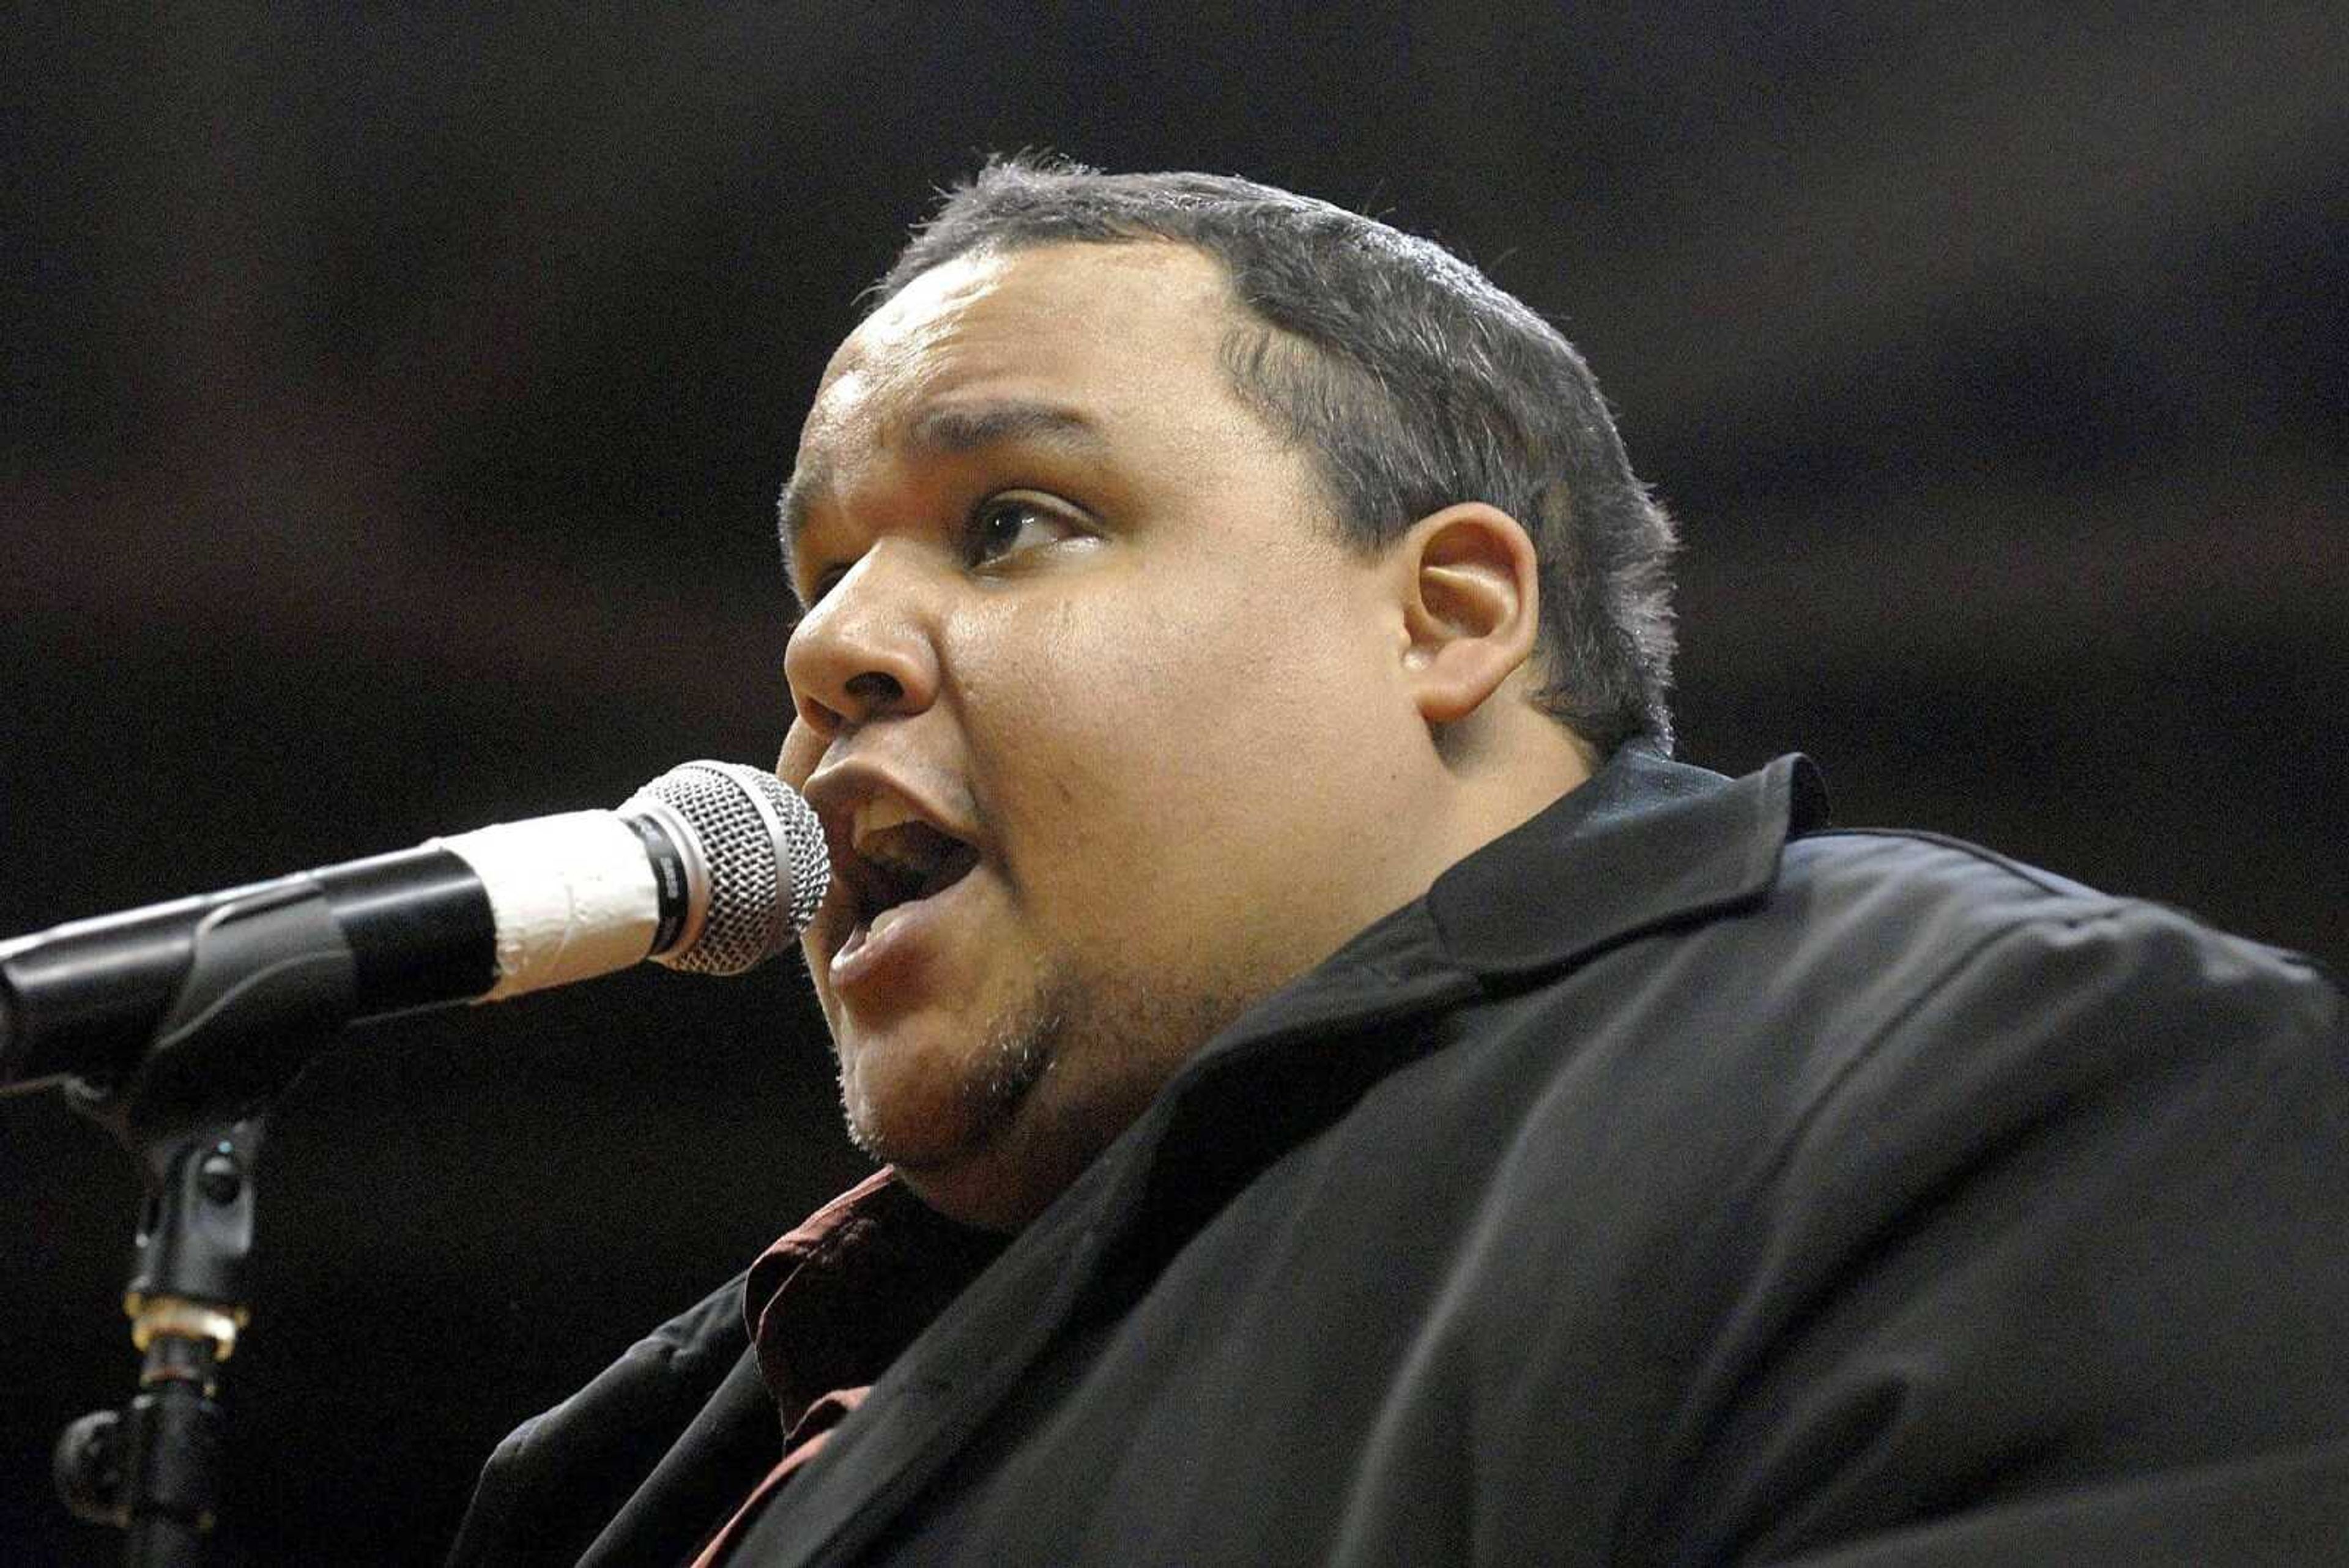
xmin=1698 ymin=827 xmax=2339 ymax=1167
xmin=1579 ymin=832 xmax=2349 ymax=1556
xmin=448 ymin=1270 xmax=752 ymax=1567
xmin=1479 ymin=820 xmax=2345 ymax=1255
xmin=1762 ymin=825 xmax=2337 ymax=1057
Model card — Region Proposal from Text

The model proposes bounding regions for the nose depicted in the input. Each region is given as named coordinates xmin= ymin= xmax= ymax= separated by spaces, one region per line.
xmin=783 ymin=545 xmax=942 ymax=740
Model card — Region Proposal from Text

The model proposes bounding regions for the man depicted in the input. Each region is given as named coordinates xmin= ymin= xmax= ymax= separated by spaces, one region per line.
xmin=451 ymin=160 xmax=2348 ymax=1566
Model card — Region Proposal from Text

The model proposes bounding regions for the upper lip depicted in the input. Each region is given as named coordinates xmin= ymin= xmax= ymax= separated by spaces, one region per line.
xmin=799 ymin=758 xmax=981 ymax=931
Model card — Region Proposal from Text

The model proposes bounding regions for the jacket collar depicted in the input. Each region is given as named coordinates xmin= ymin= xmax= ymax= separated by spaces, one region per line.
xmin=1096 ymin=745 xmax=1828 ymax=1255
xmin=1428 ymin=742 xmax=1828 ymax=978
xmin=1173 ymin=743 xmax=1827 ymax=1059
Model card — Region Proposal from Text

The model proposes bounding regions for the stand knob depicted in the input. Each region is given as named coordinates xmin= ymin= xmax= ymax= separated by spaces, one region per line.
xmin=55 ymin=1406 xmax=128 ymax=1527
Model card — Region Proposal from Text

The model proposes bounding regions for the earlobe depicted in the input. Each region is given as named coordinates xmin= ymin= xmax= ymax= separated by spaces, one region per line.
xmin=1397 ymin=503 xmax=1540 ymax=727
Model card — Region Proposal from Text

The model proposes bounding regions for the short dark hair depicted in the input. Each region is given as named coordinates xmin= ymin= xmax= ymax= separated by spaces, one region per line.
xmin=874 ymin=156 xmax=1679 ymax=756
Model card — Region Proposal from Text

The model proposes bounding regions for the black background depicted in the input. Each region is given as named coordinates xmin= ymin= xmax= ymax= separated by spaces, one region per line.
xmin=3 ymin=6 xmax=2343 ymax=1563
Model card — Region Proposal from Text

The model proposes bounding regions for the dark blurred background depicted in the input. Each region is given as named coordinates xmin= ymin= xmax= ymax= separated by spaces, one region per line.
xmin=2 ymin=5 xmax=2342 ymax=1563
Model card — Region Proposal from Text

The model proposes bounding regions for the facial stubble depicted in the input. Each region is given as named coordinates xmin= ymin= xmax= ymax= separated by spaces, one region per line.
xmin=834 ymin=951 xmax=1261 ymax=1202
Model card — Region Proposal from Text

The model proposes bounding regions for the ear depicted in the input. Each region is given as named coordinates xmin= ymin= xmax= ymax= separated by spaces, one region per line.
xmin=1393 ymin=502 xmax=1540 ymax=726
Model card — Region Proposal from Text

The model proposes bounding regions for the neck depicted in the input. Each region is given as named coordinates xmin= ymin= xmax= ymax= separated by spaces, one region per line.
xmin=1444 ymin=699 xmax=1595 ymax=856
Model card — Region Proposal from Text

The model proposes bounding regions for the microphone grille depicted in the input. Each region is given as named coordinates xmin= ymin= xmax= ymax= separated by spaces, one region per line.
xmin=632 ymin=762 xmax=829 ymax=975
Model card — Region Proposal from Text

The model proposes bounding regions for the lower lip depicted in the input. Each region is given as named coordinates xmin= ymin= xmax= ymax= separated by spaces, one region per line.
xmin=828 ymin=866 xmax=981 ymax=994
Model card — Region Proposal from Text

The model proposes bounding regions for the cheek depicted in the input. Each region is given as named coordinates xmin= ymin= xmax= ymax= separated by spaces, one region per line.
xmin=964 ymin=592 xmax=1244 ymax=792
xmin=952 ymin=590 xmax=1374 ymax=920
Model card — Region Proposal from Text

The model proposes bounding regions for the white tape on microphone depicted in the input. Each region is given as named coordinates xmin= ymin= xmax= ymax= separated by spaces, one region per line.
xmin=434 ymin=811 xmax=661 ymax=1000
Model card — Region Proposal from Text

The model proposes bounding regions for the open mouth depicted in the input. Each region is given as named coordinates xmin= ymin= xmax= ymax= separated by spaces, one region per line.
xmin=839 ymin=820 xmax=982 ymax=953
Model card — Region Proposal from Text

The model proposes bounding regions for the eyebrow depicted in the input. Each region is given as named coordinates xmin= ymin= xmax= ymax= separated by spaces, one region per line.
xmin=777 ymin=399 xmax=1109 ymax=602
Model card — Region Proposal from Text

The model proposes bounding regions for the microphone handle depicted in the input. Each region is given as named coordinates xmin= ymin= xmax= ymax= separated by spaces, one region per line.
xmin=0 ymin=847 xmax=493 ymax=1098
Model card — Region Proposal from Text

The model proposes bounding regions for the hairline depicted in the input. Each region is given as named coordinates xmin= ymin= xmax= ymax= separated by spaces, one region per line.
xmin=877 ymin=234 xmax=1381 ymax=533
xmin=782 ymin=236 xmax=1362 ymax=606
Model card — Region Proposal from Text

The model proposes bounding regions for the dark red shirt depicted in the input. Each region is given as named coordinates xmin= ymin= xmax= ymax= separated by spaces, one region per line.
xmin=690 ymin=1170 xmax=1004 ymax=1566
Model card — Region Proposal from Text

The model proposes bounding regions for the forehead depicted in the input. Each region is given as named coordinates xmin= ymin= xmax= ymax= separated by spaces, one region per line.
xmin=818 ymin=240 xmax=1238 ymax=439
xmin=781 ymin=243 xmax=1262 ymax=579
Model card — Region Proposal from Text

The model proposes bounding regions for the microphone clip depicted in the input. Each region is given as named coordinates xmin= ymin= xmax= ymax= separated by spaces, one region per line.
xmin=52 ymin=879 xmax=353 ymax=1565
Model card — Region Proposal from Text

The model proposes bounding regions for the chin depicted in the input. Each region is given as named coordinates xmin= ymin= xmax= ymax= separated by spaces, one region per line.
xmin=856 ymin=1080 xmax=1091 ymax=1233
xmin=839 ymin=1061 xmax=971 ymax=1165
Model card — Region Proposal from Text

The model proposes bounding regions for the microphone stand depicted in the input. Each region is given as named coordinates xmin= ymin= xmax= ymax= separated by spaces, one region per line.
xmin=54 ymin=1108 xmax=262 ymax=1568
xmin=39 ymin=877 xmax=362 ymax=1567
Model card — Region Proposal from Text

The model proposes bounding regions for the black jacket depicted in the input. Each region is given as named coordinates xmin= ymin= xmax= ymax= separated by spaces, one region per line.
xmin=453 ymin=748 xmax=2349 ymax=1566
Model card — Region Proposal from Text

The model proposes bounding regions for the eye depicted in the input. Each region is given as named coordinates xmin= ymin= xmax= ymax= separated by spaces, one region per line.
xmin=797 ymin=563 xmax=847 ymax=612
xmin=966 ymin=493 xmax=1084 ymax=568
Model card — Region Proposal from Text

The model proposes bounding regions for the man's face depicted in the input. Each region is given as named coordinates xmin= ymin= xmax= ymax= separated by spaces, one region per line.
xmin=777 ymin=242 xmax=1431 ymax=1228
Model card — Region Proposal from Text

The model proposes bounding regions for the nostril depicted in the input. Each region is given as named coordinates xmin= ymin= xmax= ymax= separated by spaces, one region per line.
xmin=843 ymin=671 xmax=905 ymax=711
xmin=788 ymin=674 xmax=899 ymax=737
xmin=793 ymin=691 xmax=846 ymax=738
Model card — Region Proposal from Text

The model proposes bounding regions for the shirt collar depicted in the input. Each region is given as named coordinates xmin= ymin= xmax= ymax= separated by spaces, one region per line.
xmin=743 ymin=1169 xmax=1005 ymax=1433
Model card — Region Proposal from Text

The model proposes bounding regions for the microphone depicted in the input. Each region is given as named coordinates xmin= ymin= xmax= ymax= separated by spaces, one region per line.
xmin=0 ymin=761 xmax=829 ymax=1101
